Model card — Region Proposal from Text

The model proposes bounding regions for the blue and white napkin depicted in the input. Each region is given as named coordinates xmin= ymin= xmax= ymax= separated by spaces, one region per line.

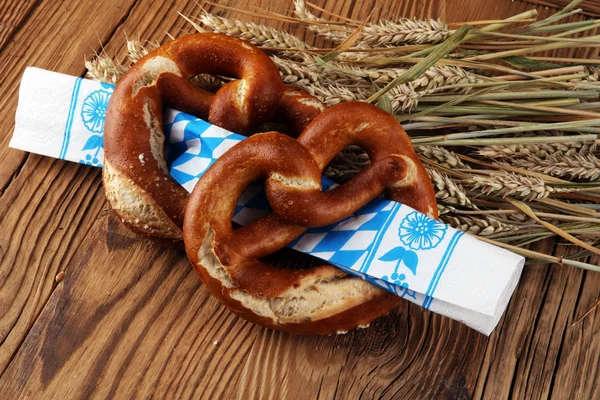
xmin=10 ymin=67 xmax=525 ymax=335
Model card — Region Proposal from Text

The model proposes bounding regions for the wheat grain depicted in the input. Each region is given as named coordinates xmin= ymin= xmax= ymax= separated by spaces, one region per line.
xmin=388 ymin=83 xmax=420 ymax=112
xmin=508 ymin=153 xmax=600 ymax=181
xmin=272 ymin=57 xmax=321 ymax=85
xmin=294 ymin=0 xmax=452 ymax=45
xmin=298 ymin=75 xmax=421 ymax=112
xmin=325 ymin=147 xmax=370 ymax=182
xmin=126 ymin=39 xmax=158 ymax=63
xmin=417 ymin=145 xmax=470 ymax=169
xmin=85 ymin=55 xmax=126 ymax=84
xmin=297 ymin=82 xmax=362 ymax=106
xmin=587 ymin=67 xmax=600 ymax=82
xmin=464 ymin=171 xmax=566 ymax=200
xmin=198 ymin=12 xmax=312 ymax=50
xmin=426 ymin=167 xmax=475 ymax=208
xmin=190 ymin=74 xmax=227 ymax=92
xmin=478 ymin=141 xmax=597 ymax=159
xmin=441 ymin=214 xmax=519 ymax=236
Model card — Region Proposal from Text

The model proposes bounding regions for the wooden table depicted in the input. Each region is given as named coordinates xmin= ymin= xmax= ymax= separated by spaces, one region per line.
xmin=0 ymin=0 xmax=598 ymax=398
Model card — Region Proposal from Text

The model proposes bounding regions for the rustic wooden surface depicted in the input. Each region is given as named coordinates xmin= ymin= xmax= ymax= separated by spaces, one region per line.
xmin=0 ymin=0 xmax=598 ymax=398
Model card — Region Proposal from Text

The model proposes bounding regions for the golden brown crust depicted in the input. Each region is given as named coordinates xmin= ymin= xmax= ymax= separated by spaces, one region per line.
xmin=192 ymin=251 xmax=401 ymax=335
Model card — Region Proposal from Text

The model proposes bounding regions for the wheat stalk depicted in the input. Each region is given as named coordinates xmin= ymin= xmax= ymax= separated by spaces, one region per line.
xmin=360 ymin=18 xmax=454 ymax=46
xmin=293 ymin=0 xmax=349 ymax=42
xmin=291 ymin=55 xmax=479 ymax=89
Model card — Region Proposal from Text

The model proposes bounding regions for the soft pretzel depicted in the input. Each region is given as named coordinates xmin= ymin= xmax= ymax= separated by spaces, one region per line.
xmin=102 ymin=34 xmax=323 ymax=245
xmin=184 ymin=102 xmax=437 ymax=335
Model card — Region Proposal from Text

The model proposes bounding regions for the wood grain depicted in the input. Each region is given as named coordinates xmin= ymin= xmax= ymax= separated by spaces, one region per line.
xmin=0 ymin=0 xmax=598 ymax=399
xmin=0 ymin=0 xmax=40 ymax=52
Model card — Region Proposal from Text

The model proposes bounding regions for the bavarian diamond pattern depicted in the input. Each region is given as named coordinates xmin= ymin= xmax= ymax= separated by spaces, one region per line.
xmin=165 ymin=113 xmax=245 ymax=191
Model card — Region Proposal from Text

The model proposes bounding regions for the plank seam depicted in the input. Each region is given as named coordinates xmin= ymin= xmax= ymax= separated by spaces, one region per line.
xmin=0 ymin=153 xmax=29 ymax=198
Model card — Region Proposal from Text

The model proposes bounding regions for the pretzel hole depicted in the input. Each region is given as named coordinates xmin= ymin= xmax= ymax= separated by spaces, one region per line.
xmin=232 ymin=180 xmax=324 ymax=271
xmin=250 ymin=122 xmax=294 ymax=137
xmin=325 ymin=145 xmax=371 ymax=184
xmin=260 ymin=247 xmax=324 ymax=271
xmin=232 ymin=180 xmax=271 ymax=227
xmin=190 ymin=73 xmax=229 ymax=93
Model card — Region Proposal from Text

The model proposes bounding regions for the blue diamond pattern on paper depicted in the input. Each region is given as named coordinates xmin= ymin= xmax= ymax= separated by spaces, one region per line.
xmin=169 ymin=168 xmax=196 ymax=186
xmin=311 ymin=230 xmax=356 ymax=253
xmin=163 ymin=114 xmax=245 ymax=195
xmin=356 ymin=210 xmax=391 ymax=231
xmin=184 ymin=119 xmax=213 ymax=141
xmin=330 ymin=250 xmax=364 ymax=267
xmin=357 ymin=197 xmax=390 ymax=214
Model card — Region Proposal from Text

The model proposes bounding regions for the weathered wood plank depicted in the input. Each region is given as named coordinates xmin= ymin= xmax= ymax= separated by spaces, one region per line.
xmin=0 ymin=0 xmax=598 ymax=399
xmin=0 ymin=156 xmax=105 ymax=375
xmin=551 ymin=263 xmax=600 ymax=399
xmin=0 ymin=0 xmax=213 ymax=377
xmin=473 ymin=241 xmax=600 ymax=399
xmin=0 ymin=0 xmax=143 ymax=375
xmin=0 ymin=0 xmax=138 ymax=190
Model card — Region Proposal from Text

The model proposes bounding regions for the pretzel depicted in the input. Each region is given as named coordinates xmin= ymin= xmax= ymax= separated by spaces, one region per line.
xmin=184 ymin=102 xmax=438 ymax=335
xmin=102 ymin=34 xmax=323 ymax=245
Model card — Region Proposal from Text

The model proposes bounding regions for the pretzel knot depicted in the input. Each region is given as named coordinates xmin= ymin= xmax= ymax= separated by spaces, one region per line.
xmin=184 ymin=102 xmax=437 ymax=335
xmin=102 ymin=34 xmax=324 ymax=245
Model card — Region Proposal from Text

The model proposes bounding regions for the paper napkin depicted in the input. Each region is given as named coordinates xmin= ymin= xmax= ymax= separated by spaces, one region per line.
xmin=10 ymin=67 xmax=525 ymax=335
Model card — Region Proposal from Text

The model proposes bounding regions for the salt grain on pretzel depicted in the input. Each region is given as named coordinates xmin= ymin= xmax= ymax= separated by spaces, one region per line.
xmin=184 ymin=102 xmax=437 ymax=335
